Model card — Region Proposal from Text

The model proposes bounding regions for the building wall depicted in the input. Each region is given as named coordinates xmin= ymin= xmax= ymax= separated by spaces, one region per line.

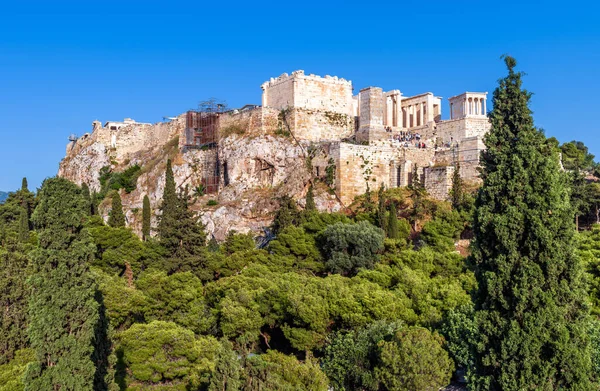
xmin=435 ymin=117 xmax=490 ymax=145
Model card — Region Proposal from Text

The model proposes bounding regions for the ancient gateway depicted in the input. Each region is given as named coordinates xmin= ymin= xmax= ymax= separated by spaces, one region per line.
xmin=65 ymin=70 xmax=490 ymax=207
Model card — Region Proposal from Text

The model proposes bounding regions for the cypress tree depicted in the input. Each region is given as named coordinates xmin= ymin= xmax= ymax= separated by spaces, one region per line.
xmin=387 ymin=202 xmax=399 ymax=240
xmin=377 ymin=184 xmax=387 ymax=233
xmin=158 ymin=159 xmax=178 ymax=240
xmin=305 ymin=184 xmax=316 ymax=211
xmin=160 ymin=186 xmax=207 ymax=275
xmin=108 ymin=191 xmax=126 ymax=228
xmin=450 ymin=160 xmax=464 ymax=210
xmin=90 ymin=191 xmax=98 ymax=216
xmin=81 ymin=183 xmax=92 ymax=216
xmin=471 ymin=57 xmax=591 ymax=390
xmin=25 ymin=177 xmax=106 ymax=390
xmin=18 ymin=199 xmax=29 ymax=243
xmin=21 ymin=177 xmax=28 ymax=191
xmin=409 ymin=165 xmax=426 ymax=231
xmin=0 ymin=237 xmax=29 ymax=364
xmin=142 ymin=195 xmax=151 ymax=241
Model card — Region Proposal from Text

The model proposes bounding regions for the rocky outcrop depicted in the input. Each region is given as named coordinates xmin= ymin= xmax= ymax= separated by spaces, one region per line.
xmin=58 ymin=117 xmax=342 ymax=241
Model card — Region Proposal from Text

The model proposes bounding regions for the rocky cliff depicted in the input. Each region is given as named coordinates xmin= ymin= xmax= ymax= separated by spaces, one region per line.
xmin=58 ymin=113 xmax=342 ymax=241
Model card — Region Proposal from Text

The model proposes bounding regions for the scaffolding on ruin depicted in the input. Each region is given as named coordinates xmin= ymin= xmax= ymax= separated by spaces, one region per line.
xmin=184 ymin=98 xmax=227 ymax=195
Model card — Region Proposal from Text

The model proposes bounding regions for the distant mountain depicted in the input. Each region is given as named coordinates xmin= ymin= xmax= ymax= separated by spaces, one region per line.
xmin=0 ymin=191 xmax=8 ymax=204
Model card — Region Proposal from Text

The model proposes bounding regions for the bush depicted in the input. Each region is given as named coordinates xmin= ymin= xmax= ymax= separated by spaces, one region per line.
xmin=320 ymin=221 xmax=384 ymax=276
xmin=375 ymin=327 xmax=454 ymax=391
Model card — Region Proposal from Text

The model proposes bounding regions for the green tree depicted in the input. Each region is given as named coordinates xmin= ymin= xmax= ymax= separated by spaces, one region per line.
xmin=387 ymin=202 xmax=399 ymax=240
xmin=142 ymin=195 xmax=151 ymax=241
xmin=450 ymin=161 xmax=464 ymax=210
xmin=81 ymin=183 xmax=93 ymax=216
xmin=25 ymin=177 xmax=110 ymax=391
xmin=118 ymin=321 xmax=219 ymax=390
xmin=320 ymin=221 xmax=384 ymax=276
xmin=470 ymin=56 xmax=591 ymax=390
xmin=160 ymin=186 xmax=208 ymax=276
xmin=272 ymin=195 xmax=300 ymax=234
xmin=107 ymin=191 xmax=125 ymax=228
xmin=157 ymin=159 xmax=177 ymax=241
xmin=377 ymin=184 xmax=387 ymax=233
xmin=375 ymin=327 xmax=454 ymax=391
xmin=0 ymin=238 xmax=29 ymax=364
xmin=305 ymin=183 xmax=316 ymax=211
xmin=323 ymin=321 xmax=402 ymax=391
xmin=17 ymin=200 xmax=28 ymax=243
xmin=20 ymin=178 xmax=27 ymax=192
xmin=207 ymin=340 xmax=242 ymax=391
xmin=408 ymin=165 xmax=426 ymax=231
xmin=243 ymin=350 xmax=328 ymax=391
xmin=90 ymin=191 xmax=98 ymax=216
xmin=0 ymin=349 xmax=35 ymax=391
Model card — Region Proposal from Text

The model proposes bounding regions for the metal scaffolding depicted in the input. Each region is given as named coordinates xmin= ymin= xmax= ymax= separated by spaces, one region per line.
xmin=184 ymin=99 xmax=226 ymax=195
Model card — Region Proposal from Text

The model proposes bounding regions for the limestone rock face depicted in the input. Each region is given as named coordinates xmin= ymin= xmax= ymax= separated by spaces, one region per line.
xmin=58 ymin=120 xmax=342 ymax=241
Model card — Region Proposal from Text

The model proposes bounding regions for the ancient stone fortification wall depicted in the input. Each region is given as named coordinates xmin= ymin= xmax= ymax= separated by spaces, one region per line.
xmin=334 ymin=143 xmax=397 ymax=205
xmin=289 ymin=108 xmax=354 ymax=142
xmin=436 ymin=117 xmax=490 ymax=144
xmin=434 ymin=136 xmax=484 ymax=181
xmin=424 ymin=166 xmax=454 ymax=200
xmin=262 ymin=70 xmax=353 ymax=115
xmin=217 ymin=107 xmax=280 ymax=139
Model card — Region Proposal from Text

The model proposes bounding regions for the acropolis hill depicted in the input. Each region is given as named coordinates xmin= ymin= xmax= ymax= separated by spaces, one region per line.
xmin=59 ymin=70 xmax=490 ymax=239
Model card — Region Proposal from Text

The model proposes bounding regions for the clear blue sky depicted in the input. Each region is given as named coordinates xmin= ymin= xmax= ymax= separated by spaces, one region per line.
xmin=1 ymin=0 xmax=598 ymax=191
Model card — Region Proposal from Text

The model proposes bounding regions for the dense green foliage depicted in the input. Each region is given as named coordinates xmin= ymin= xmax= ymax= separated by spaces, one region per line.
xmin=471 ymin=56 xmax=591 ymax=389
xmin=25 ymin=177 xmax=109 ymax=391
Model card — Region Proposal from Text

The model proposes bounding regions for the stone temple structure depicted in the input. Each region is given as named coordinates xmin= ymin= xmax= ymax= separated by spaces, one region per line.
xmin=257 ymin=70 xmax=490 ymax=204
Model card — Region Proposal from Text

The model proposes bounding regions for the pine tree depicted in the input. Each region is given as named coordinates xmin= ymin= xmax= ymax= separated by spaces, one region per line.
xmin=449 ymin=160 xmax=464 ymax=210
xmin=272 ymin=195 xmax=300 ymax=234
xmin=387 ymin=202 xmax=399 ymax=240
xmin=21 ymin=177 xmax=28 ymax=191
xmin=305 ymin=184 xmax=316 ymax=211
xmin=18 ymin=199 xmax=29 ymax=243
xmin=377 ymin=184 xmax=387 ymax=233
xmin=25 ymin=177 xmax=109 ymax=390
xmin=142 ymin=195 xmax=151 ymax=241
xmin=470 ymin=56 xmax=591 ymax=390
xmin=108 ymin=191 xmax=126 ymax=228
xmin=81 ymin=183 xmax=93 ymax=216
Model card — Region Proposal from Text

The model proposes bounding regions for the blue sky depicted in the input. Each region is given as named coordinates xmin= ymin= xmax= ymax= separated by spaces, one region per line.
xmin=0 ymin=0 xmax=598 ymax=191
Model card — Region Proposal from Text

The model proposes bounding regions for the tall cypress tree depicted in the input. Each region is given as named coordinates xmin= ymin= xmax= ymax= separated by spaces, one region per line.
xmin=305 ymin=184 xmax=316 ymax=212
xmin=377 ymin=184 xmax=387 ymax=233
xmin=158 ymin=159 xmax=178 ymax=240
xmin=18 ymin=199 xmax=29 ymax=243
xmin=81 ymin=183 xmax=93 ymax=216
xmin=449 ymin=160 xmax=464 ymax=210
xmin=160 ymin=186 xmax=207 ymax=275
xmin=21 ymin=177 xmax=28 ymax=191
xmin=387 ymin=202 xmax=399 ymax=240
xmin=142 ymin=195 xmax=151 ymax=241
xmin=108 ymin=191 xmax=125 ymax=228
xmin=25 ymin=177 xmax=107 ymax=390
xmin=0 ymin=236 xmax=29 ymax=364
xmin=471 ymin=57 xmax=591 ymax=390
xmin=90 ymin=191 xmax=98 ymax=216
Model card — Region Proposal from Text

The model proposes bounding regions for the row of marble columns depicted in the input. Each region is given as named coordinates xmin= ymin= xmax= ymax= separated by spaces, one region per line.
xmin=385 ymin=93 xmax=402 ymax=128
xmin=463 ymin=97 xmax=486 ymax=116
xmin=402 ymin=102 xmax=426 ymax=128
